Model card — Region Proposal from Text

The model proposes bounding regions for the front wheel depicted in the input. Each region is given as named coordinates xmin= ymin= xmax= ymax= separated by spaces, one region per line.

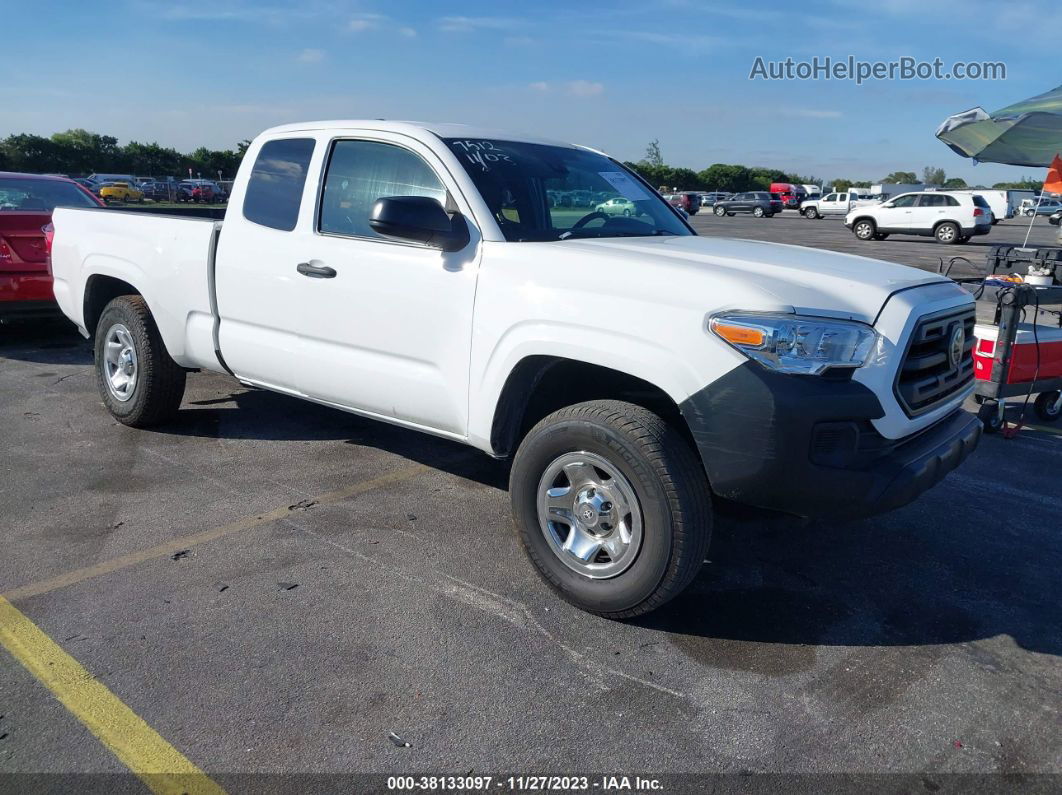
xmin=95 ymin=296 xmax=186 ymax=428
xmin=510 ymin=400 xmax=711 ymax=619
xmin=804 ymin=207 xmax=819 ymax=219
xmin=714 ymin=205 xmax=726 ymax=217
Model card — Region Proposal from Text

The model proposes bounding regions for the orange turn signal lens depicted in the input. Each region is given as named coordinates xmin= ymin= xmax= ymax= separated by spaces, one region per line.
xmin=711 ymin=321 xmax=766 ymax=347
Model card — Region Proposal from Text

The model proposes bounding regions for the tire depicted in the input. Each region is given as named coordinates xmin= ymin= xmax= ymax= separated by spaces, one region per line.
xmin=752 ymin=206 xmax=765 ymax=217
xmin=935 ymin=222 xmax=961 ymax=244
xmin=714 ymin=205 xmax=726 ymax=217
xmin=623 ymin=209 xmax=632 ymax=217
xmin=978 ymin=401 xmax=1004 ymax=433
xmin=804 ymin=207 xmax=819 ymax=219
xmin=1034 ymin=391 xmax=1062 ymax=422
xmin=94 ymin=296 xmax=186 ymax=428
xmin=510 ymin=400 xmax=711 ymax=619
xmin=853 ymin=218 xmax=876 ymax=240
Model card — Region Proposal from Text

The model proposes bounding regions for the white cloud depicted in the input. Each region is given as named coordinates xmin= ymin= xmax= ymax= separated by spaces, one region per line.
xmin=398 ymin=27 xmax=417 ymax=38
xmin=528 ymin=81 xmax=550 ymax=92
xmin=349 ymin=13 xmax=384 ymax=32
xmin=504 ymin=35 xmax=536 ymax=47
xmin=296 ymin=48 xmax=324 ymax=63
xmin=567 ymin=80 xmax=604 ymax=97
xmin=438 ymin=16 xmax=524 ymax=33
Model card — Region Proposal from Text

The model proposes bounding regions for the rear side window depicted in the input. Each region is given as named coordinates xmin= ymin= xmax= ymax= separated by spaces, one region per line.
xmin=972 ymin=195 xmax=991 ymax=208
xmin=243 ymin=138 xmax=316 ymax=231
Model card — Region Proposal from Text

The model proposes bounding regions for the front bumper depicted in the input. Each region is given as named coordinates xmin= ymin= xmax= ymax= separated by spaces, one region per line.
xmin=680 ymin=362 xmax=981 ymax=521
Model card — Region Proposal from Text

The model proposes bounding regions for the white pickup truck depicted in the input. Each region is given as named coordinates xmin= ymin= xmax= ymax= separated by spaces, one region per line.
xmin=801 ymin=190 xmax=879 ymax=219
xmin=50 ymin=120 xmax=981 ymax=617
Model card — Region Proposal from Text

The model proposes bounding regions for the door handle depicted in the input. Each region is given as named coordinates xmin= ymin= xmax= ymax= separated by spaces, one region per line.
xmin=296 ymin=262 xmax=336 ymax=279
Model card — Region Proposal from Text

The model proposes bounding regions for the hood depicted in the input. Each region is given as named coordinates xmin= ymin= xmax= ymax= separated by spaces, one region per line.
xmin=555 ymin=235 xmax=947 ymax=324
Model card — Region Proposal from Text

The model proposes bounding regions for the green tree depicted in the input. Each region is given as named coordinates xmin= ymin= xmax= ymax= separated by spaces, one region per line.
xmin=882 ymin=171 xmax=918 ymax=184
xmin=992 ymin=177 xmax=1041 ymax=190
xmin=643 ymin=139 xmax=663 ymax=167
xmin=942 ymin=177 xmax=968 ymax=189
xmin=698 ymin=164 xmax=752 ymax=192
xmin=922 ymin=166 xmax=946 ymax=186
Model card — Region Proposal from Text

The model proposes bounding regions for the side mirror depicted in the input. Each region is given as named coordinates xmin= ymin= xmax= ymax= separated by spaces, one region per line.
xmin=369 ymin=196 xmax=469 ymax=252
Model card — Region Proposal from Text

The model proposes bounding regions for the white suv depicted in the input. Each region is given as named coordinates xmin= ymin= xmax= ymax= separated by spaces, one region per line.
xmin=845 ymin=191 xmax=993 ymax=244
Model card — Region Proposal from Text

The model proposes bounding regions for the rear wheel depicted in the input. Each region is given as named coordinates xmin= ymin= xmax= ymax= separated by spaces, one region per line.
xmin=510 ymin=400 xmax=711 ymax=619
xmin=935 ymin=222 xmax=961 ymax=244
xmin=853 ymin=219 xmax=876 ymax=240
xmin=752 ymin=206 xmax=765 ymax=218
xmin=95 ymin=296 xmax=186 ymax=428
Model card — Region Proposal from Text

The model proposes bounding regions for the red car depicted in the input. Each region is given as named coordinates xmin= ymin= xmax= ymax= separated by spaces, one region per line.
xmin=191 ymin=183 xmax=215 ymax=202
xmin=0 ymin=172 xmax=104 ymax=320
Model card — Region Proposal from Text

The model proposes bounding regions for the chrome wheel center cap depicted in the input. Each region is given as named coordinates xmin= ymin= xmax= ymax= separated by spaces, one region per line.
xmin=574 ymin=489 xmax=614 ymax=534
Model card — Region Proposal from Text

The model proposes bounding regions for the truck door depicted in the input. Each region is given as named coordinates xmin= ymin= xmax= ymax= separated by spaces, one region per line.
xmin=214 ymin=137 xmax=318 ymax=393
xmin=821 ymin=193 xmax=838 ymax=214
xmin=293 ymin=134 xmax=480 ymax=436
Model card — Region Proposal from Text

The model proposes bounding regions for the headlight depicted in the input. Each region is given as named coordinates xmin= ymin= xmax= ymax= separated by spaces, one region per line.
xmin=709 ymin=313 xmax=878 ymax=375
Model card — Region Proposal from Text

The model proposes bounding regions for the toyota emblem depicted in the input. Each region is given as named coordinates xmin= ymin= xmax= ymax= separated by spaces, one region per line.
xmin=948 ymin=325 xmax=965 ymax=369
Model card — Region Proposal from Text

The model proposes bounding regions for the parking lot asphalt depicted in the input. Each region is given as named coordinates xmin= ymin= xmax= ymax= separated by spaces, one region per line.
xmin=2 ymin=216 xmax=1061 ymax=790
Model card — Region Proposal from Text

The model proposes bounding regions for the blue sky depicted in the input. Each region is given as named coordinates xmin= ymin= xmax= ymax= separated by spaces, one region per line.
xmin=4 ymin=0 xmax=1059 ymax=185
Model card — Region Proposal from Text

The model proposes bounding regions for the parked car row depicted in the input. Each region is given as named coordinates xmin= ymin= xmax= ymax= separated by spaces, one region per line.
xmin=712 ymin=191 xmax=784 ymax=217
xmin=547 ymin=189 xmax=611 ymax=208
xmin=57 ymin=174 xmax=229 ymax=204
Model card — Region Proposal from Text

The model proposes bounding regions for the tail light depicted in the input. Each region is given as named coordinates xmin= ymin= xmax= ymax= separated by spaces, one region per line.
xmin=0 ymin=237 xmax=11 ymax=265
xmin=973 ymin=208 xmax=984 ymax=217
xmin=42 ymin=222 xmax=55 ymax=275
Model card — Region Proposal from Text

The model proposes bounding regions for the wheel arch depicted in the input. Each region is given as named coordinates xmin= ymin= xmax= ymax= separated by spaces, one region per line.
xmin=488 ymin=355 xmax=698 ymax=459
xmin=83 ymin=273 xmax=142 ymax=338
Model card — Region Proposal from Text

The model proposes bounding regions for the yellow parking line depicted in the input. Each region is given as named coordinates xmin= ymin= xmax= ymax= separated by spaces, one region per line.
xmin=0 ymin=595 xmax=225 ymax=795
xmin=4 ymin=462 xmax=427 ymax=603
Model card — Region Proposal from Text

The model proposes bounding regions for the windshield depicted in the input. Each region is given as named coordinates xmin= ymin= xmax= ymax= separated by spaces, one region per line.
xmin=443 ymin=138 xmax=691 ymax=242
xmin=0 ymin=178 xmax=99 ymax=211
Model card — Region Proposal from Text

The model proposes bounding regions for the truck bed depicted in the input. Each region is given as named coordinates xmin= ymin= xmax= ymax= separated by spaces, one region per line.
xmin=50 ymin=206 xmax=224 ymax=369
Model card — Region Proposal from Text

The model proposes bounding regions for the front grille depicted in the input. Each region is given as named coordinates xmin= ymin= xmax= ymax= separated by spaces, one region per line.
xmin=894 ymin=306 xmax=975 ymax=417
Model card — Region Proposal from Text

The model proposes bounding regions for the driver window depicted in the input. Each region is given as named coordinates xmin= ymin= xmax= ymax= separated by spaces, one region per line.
xmin=824 ymin=193 xmax=837 ymax=202
xmin=890 ymin=194 xmax=918 ymax=208
xmin=319 ymin=139 xmax=447 ymax=239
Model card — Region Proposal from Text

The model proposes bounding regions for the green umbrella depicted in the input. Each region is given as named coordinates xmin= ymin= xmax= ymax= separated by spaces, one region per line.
xmin=936 ymin=84 xmax=1062 ymax=167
